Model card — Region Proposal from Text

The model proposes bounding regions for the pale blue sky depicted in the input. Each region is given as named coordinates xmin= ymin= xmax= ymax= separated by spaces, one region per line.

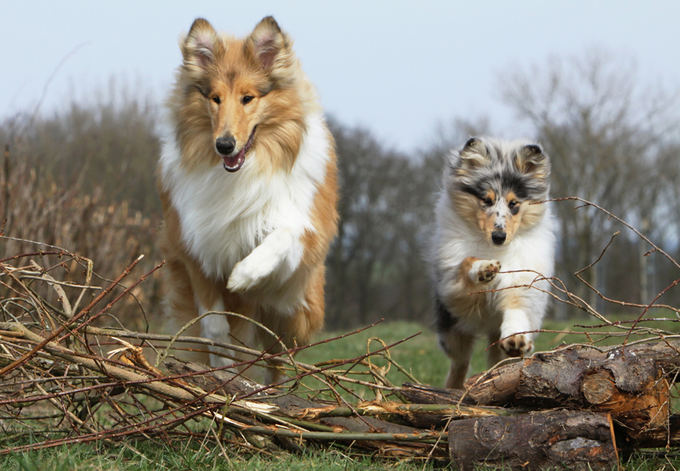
xmin=2 ymin=1 xmax=679 ymax=150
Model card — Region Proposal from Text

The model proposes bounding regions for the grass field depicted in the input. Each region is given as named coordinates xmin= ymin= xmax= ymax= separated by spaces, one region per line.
xmin=4 ymin=316 xmax=680 ymax=470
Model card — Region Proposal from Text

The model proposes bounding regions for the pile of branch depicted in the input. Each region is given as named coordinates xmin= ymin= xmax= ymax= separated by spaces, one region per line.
xmin=0 ymin=213 xmax=679 ymax=470
xmin=0 ymin=244 xmax=463 ymax=462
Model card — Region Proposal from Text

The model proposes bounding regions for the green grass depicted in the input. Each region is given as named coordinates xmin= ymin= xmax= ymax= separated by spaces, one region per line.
xmin=8 ymin=441 xmax=400 ymax=471
xmin=298 ymin=314 xmax=680 ymax=394
xmin=4 ymin=316 xmax=680 ymax=470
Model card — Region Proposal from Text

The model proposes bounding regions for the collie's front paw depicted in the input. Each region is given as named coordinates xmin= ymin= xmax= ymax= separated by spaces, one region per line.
xmin=227 ymin=253 xmax=277 ymax=292
xmin=500 ymin=333 xmax=533 ymax=357
xmin=227 ymin=229 xmax=300 ymax=292
xmin=470 ymin=259 xmax=501 ymax=283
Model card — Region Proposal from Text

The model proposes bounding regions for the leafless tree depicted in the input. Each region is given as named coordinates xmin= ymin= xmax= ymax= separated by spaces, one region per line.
xmin=500 ymin=51 xmax=680 ymax=313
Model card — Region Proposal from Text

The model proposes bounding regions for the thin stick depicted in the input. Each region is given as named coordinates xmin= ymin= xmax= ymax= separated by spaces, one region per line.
xmin=0 ymin=255 xmax=143 ymax=376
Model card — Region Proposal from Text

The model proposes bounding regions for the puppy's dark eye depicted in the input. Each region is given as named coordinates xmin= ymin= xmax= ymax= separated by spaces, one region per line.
xmin=241 ymin=95 xmax=254 ymax=105
xmin=482 ymin=197 xmax=493 ymax=207
xmin=509 ymin=200 xmax=520 ymax=215
xmin=212 ymin=96 xmax=221 ymax=105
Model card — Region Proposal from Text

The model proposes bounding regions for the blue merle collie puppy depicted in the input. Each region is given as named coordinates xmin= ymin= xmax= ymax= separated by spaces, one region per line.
xmin=430 ymin=137 xmax=555 ymax=389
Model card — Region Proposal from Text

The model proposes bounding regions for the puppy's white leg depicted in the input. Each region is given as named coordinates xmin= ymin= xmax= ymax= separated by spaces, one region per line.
xmin=227 ymin=228 xmax=303 ymax=292
xmin=499 ymin=308 xmax=534 ymax=357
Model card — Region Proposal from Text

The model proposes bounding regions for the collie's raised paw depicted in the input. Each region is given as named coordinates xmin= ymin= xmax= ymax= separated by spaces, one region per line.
xmin=472 ymin=259 xmax=501 ymax=283
xmin=500 ymin=334 xmax=533 ymax=357
xmin=227 ymin=254 xmax=276 ymax=292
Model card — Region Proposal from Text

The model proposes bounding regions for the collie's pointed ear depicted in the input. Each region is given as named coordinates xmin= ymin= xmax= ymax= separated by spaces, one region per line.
xmin=516 ymin=143 xmax=550 ymax=179
xmin=246 ymin=16 xmax=292 ymax=74
xmin=181 ymin=18 xmax=223 ymax=70
xmin=457 ymin=137 xmax=489 ymax=170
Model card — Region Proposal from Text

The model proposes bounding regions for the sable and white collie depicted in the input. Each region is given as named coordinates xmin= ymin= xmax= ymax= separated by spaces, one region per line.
xmin=158 ymin=16 xmax=338 ymax=381
xmin=430 ymin=137 xmax=555 ymax=389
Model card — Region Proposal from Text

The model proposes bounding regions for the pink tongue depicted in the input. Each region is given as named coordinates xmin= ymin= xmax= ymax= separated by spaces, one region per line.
xmin=223 ymin=151 xmax=245 ymax=172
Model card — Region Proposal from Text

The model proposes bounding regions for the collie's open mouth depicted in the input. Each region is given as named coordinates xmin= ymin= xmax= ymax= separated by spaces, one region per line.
xmin=223 ymin=126 xmax=257 ymax=172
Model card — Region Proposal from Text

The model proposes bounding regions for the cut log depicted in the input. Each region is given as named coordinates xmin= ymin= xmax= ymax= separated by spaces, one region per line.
xmin=621 ymin=414 xmax=680 ymax=449
xmin=399 ymin=382 xmax=472 ymax=405
xmin=463 ymin=361 xmax=522 ymax=405
xmin=449 ymin=409 xmax=618 ymax=471
xmin=463 ymin=344 xmax=671 ymax=440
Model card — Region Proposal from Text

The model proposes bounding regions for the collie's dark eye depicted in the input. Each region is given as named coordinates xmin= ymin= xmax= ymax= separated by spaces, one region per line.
xmin=211 ymin=96 xmax=221 ymax=105
xmin=241 ymin=95 xmax=254 ymax=105
xmin=482 ymin=197 xmax=493 ymax=207
xmin=509 ymin=200 xmax=520 ymax=215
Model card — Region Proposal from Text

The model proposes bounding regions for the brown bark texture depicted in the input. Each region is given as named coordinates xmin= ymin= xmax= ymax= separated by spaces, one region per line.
xmin=448 ymin=409 xmax=618 ymax=471
xmin=463 ymin=343 xmax=673 ymax=440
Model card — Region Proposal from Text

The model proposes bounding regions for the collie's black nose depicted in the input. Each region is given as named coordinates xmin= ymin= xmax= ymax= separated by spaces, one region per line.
xmin=215 ymin=136 xmax=236 ymax=155
xmin=491 ymin=230 xmax=506 ymax=245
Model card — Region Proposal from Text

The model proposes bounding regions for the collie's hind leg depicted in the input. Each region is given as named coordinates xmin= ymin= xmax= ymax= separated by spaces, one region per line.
xmin=435 ymin=297 xmax=475 ymax=389
xmin=258 ymin=303 xmax=323 ymax=384
xmin=179 ymin=261 xmax=231 ymax=367
xmin=161 ymin=259 xmax=206 ymax=363
xmin=440 ymin=329 xmax=475 ymax=389
xmin=255 ymin=311 xmax=296 ymax=385
xmin=487 ymin=330 xmax=504 ymax=367
xmin=258 ymin=270 xmax=325 ymax=384
xmin=226 ymin=313 xmax=258 ymax=376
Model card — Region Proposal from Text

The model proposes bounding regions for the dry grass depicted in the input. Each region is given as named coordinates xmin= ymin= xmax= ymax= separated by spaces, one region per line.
xmin=1 ymin=143 xmax=162 ymax=331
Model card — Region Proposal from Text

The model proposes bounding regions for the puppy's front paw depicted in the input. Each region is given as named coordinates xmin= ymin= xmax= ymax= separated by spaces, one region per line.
xmin=471 ymin=259 xmax=501 ymax=283
xmin=227 ymin=253 xmax=276 ymax=292
xmin=500 ymin=334 xmax=533 ymax=357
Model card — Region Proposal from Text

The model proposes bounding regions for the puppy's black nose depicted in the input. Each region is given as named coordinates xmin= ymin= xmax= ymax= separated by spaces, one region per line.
xmin=215 ymin=136 xmax=236 ymax=155
xmin=491 ymin=230 xmax=506 ymax=245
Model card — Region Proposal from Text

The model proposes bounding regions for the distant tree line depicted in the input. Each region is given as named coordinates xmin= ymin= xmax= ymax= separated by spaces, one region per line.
xmin=1 ymin=52 xmax=678 ymax=330
xmin=499 ymin=52 xmax=680 ymax=318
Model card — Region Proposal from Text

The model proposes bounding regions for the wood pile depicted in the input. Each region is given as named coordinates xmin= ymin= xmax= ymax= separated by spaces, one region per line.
xmin=0 ymin=238 xmax=679 ymax=470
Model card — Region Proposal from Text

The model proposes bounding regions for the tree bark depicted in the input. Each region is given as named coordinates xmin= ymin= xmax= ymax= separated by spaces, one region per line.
xmin=449 ymin=409 xmax=618 ymax=471
xmin=463 ymin=361 xmax=523 ymax=405
xmin=462 ymin=343 xmax=672 ymax=439
xmin=621 ymin=414 xmax=680 ymax=449
xmin=399 ymin=382 xmax=472 ymax=405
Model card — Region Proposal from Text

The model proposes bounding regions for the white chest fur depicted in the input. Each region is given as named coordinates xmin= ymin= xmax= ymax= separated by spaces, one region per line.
xmin=159 ymin=112 xmax=331 ymax=281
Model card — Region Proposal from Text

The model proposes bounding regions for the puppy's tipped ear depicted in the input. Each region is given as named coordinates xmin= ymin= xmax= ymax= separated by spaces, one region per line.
xmin=182 ymin=18 xmax=223 ymax=70
xmin=457 ymin=137 xmax=489 ymax=170
xmin=516 ymin=143 xmax=550 ymax=178
xmin=247 ymin=16 xmax=290 ymax=72
xmin=463 ymin=137 xmax=484 ymax=152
